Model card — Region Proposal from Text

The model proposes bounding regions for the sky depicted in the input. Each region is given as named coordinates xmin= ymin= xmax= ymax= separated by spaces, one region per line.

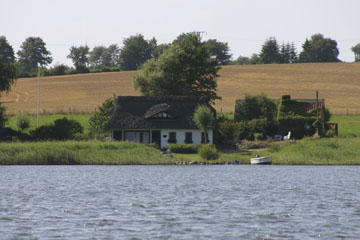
xmin=2 ymin=0 xmax=360 ymax=66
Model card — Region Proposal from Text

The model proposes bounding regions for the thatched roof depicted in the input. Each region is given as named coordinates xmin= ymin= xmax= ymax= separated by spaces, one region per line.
xmin=107 ymin=96 xmax=215 ymax=130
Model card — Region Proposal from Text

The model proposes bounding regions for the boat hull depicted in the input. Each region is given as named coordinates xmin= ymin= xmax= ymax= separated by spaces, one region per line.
xmin=250 ymin=156 xmax=272 ymax=165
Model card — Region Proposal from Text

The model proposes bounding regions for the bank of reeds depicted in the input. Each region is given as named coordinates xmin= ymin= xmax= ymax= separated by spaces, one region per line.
xmin=0 ymin=141 xmax=174 ymax=165
xmin=265 ymin=137 xmax=360 ymax=165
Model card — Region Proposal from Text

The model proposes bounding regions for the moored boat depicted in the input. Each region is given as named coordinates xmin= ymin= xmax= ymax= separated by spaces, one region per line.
xmin=250 ymin=156 xmax=272 ymax=165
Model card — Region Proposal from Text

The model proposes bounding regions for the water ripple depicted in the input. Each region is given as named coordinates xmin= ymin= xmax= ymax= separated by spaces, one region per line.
xmin=1 ymin=165 xmax=360 ymax=239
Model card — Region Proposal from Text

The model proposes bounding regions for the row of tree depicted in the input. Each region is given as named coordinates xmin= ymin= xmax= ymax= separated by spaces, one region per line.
xmin=232 ymin=33 xmax=351 ymax=65
xmin=0 ymin=34 xmax=231 ymax=78
xmin=2 ymin=33 xmax=359 ymax=78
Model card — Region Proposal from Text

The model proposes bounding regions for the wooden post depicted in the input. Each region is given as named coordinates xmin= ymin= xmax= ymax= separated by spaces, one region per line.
xmin=316 ymin=90 xmax=319 ymax=120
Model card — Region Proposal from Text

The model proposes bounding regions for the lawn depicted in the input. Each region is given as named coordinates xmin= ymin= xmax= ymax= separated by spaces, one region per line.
xmin=330 ymin=114 xmax=360 ymax=137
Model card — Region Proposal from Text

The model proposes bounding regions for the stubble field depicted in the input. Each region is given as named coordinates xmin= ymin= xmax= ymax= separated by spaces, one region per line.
xmin=2 ymin=62 xmax=360 ymax=115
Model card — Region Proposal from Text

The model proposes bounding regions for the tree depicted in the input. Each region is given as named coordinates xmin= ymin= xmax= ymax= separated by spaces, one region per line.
xmin=15 ymin=113 xmax=30 ymax=132
xmin=249 ymin=53 xmax=260 ymax=64
xmin=17 ymin=37 xmax=52 ymax=74
xmin=89 ymin=46 xmax=107 ymax=68
xmin=299 ymin=39 xmax=313 ymax=62
xmin=153 ymin=43 xmax=170 ymax=59
xmin=299 ymin=34 xmax=339 ymax=62
xmin=193 ymin=105 xmax=214 ymax=144
xmin=259 ymin=37 xmax=281 ymax=64
xmin=133 ymin=32 xmax=221 ymax=102
xmin=0 ymin=37 xmax=17 ymax=127
xmin=0 ymin=103 xmax=6 ymax=127
xmin=234 ymin=93 xmax=277 ymax=122
xmin=89 ymin=95 xmax=116 ymax=136
xmin=205 ymin=39 xmax=232 ymax=65
xmin=67 ymin=45 xmax=90 ymax=73
xmin=89 ymin=44 xmax=120 ymax=69
xmin=351 ymin=43 xmax=360 ymax=62
xmin=119 ymin=34 xmax=157 ymax=70
xmin=231 ymin=56 xmax=250 ymax=65
xmin=0 ymin=36 xmax=15 ymax=63
xmin=0 ymin=59 xmax=17 ymax=94
xmin=106 ymin=44 xmax=121 ymax=67
xmin=280 ymin=42 xmax=298 ymax=63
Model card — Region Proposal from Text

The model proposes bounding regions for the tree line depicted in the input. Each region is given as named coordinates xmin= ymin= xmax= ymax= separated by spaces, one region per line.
xmin=232 ymin=33 xmax=358 ymax=65
xmin=1 ymin=33 xmax=359 ymax=79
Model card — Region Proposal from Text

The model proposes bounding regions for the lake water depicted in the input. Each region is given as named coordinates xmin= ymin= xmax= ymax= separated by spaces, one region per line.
xmin=1 ymin=165 xmax=360 ymax=240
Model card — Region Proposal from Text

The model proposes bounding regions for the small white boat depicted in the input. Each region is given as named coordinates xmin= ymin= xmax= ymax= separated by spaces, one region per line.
xmin=250 ymin=156 xmax=272 ymax=165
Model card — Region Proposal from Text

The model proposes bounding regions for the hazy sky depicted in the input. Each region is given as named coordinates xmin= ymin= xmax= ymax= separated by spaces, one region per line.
xmin=2 ymin=0 xmax=360 ymax=66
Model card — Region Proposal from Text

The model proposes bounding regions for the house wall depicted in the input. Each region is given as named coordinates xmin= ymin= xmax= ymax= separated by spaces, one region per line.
xmin=111 ymin=129 xmax=213 ymax=149
xmin=159 ymin=129 xmax=213 ymax=149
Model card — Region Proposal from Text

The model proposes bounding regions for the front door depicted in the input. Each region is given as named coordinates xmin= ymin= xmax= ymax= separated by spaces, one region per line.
xmin=151 ymin=130 xmax=161 ymax=147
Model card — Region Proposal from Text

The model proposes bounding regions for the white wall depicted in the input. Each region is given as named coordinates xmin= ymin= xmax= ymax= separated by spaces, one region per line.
xmin=160 ymin=129 xmax=213 ymax=149
xmin=112 ymin=129 xmax=213 ymax=149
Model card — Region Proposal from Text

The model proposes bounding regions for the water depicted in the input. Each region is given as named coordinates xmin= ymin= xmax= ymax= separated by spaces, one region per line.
xmin=1 ymin=165 xmax=360 ymax=239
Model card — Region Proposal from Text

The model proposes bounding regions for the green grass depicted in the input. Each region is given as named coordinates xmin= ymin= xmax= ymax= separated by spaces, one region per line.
xmin=259 ymin=137 xmax=360 ymax=165
xmin=5 ymin=114 xmax=92 ymax=134
xmin=0 ymin=141 xmax=174 ymax=165
xmin=330 ymin=114 xmax=360 ymax=137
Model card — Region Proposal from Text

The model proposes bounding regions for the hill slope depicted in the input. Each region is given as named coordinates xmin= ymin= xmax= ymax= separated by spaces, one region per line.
xmin=2 ymin=62 xmax=360 ymax=114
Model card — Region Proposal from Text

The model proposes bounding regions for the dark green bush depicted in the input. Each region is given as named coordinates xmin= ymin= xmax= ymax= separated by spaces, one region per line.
xmin=167 ymin=144 xmax=197 ymax=153
xmin=278 ymin=116 xmax=316 ymax=139
xmin=31 ymin=117 xmax=83 ymax=140
xmin=198 ymin=144 xmax=219 ymax=160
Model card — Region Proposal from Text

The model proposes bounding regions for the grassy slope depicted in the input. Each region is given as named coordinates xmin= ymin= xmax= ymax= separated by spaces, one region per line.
xmin=2 ymin=62 xmax=360 ymax=114
xmin=0 ymin=141 xmax=174 ymax=165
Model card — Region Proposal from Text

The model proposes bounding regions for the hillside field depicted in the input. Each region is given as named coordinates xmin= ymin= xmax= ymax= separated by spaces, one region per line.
xmin=1 ymin=62 xmax=360 ymax=115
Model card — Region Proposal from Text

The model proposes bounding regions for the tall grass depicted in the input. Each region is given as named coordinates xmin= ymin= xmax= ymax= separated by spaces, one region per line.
xmin=330 ymin=115 xmax=360 ymax=137
xmin=0 ymin=141 xmax=174 ymax=165
xmin=265 ymin=138 xmax=360 ymax=165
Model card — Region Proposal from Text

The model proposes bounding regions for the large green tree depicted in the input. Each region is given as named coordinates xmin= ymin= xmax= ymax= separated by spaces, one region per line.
xmin=119 ymin=34 xmax=156 ymax=70
xmin=17 ymin=37 xmax=52 ymax=75
xmin=0 ymin=36 xmax=15 ymax=63
xmin=299 ymin=34 xmax=339 ymax=62
xmin=351 ymin=43 xmax=360 ymax=62
xmin=67 ymin=45 xmax=90 ymax=73
xmin=133 ymin=32 xmax=221 ymax=101
xmin=0 ymin=36 xmax=17 ymax=127
xmin=205 ymin=39 xmax=232 ymax=65
xmin=259 ymin=37 xmax=281 ymax=64
xmin=89 ymin=44 xmax=120 ymax=69
xmin=234 ymin=93 xmax=277 ymax=122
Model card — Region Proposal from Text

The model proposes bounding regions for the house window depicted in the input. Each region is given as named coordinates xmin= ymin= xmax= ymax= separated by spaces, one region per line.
xmin=185 ymin=132 xmax=193 ymax=144
xmin=113 ymin=130 xmax=122 ymax=141
xmin=168 ymin=132 xmax=177 ymax=143
xmin=201 ymin=132 xmax=210 ymax=143
xmin=124 ymin=131 xmax=150 ymax=144
xmin=153 ymin=112 xmax=173 ymax=118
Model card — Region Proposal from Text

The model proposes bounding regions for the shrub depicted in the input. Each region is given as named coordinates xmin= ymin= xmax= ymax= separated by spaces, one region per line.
xmin=15 ymin=113 xmax=30 ymax=132
xmin=198 ymin=144 xmax=219 ymax=160
xmin=278 ymin=115 xmax=316 ymax=139
xmin=31 ymin=117 xmax=83 ymax=140
xmin=167 ymin=144 xmax=197 ymax=153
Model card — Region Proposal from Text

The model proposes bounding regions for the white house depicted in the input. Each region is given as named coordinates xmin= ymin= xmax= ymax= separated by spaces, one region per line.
xmin=106 ymin=96 xmax=215 ymax=149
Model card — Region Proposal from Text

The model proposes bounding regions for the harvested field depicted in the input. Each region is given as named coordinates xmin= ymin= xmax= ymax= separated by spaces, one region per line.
xmin=2 ymin=62 xmax=360 ymax=115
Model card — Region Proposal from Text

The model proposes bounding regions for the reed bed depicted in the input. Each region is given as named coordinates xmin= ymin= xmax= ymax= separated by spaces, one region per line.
xmin=266 ymin=137 xmax=360 ymax=165
xmin=0 ymin=141 xmax=174 ymax=165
